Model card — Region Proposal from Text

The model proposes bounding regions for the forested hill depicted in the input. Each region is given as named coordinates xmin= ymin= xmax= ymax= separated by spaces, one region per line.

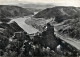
xmin=0 ymin=5 xmax=34 ymax=18
xmin=34 ymin=6 xmax=80 ymax=23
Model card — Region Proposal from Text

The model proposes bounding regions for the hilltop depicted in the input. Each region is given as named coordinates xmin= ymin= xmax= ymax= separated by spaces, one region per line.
xmin=18 ymin=3 xmax=54 ymax=12
xmin=0 ymin=5 xmax=34 ymax=18
xmin=34 ymin=6 xmax=80 ymax=22
xmin=18 ymin=3 xmax=54 ymax=9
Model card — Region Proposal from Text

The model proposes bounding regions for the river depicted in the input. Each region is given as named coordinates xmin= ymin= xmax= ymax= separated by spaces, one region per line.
xmin=8 ymin=16 xmax=40 ymax=34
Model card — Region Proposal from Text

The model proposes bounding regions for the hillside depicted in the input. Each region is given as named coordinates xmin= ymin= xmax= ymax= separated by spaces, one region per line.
xmin=34 ymin=6 xmax=80 ymax=39
xmin=0 ymin=5 xmax=34 ymax=18
xmin=58 ymin=18 xmax=80 ymax=39
xmin=34 ymin=6 xmax=80 ymax=23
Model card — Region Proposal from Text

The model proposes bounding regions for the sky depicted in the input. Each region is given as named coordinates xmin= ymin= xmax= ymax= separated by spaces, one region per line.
xmin=0 ymin=0 xmax=80 ymax=7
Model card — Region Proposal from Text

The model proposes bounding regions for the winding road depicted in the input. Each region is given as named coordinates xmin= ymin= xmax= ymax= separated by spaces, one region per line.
xmin=54 ymin=25 xmax=80 ymax=52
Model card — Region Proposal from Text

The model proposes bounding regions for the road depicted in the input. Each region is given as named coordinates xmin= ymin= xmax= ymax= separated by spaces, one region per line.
xmin=54 ymin=25 xmax=80 ymax=52
xmin=8 ymin=16 xmax=40 ymax=34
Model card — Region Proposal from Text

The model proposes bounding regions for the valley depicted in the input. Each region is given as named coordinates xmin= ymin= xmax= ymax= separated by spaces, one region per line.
xmin=0 ymin=5 xmax=80 ymax=57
